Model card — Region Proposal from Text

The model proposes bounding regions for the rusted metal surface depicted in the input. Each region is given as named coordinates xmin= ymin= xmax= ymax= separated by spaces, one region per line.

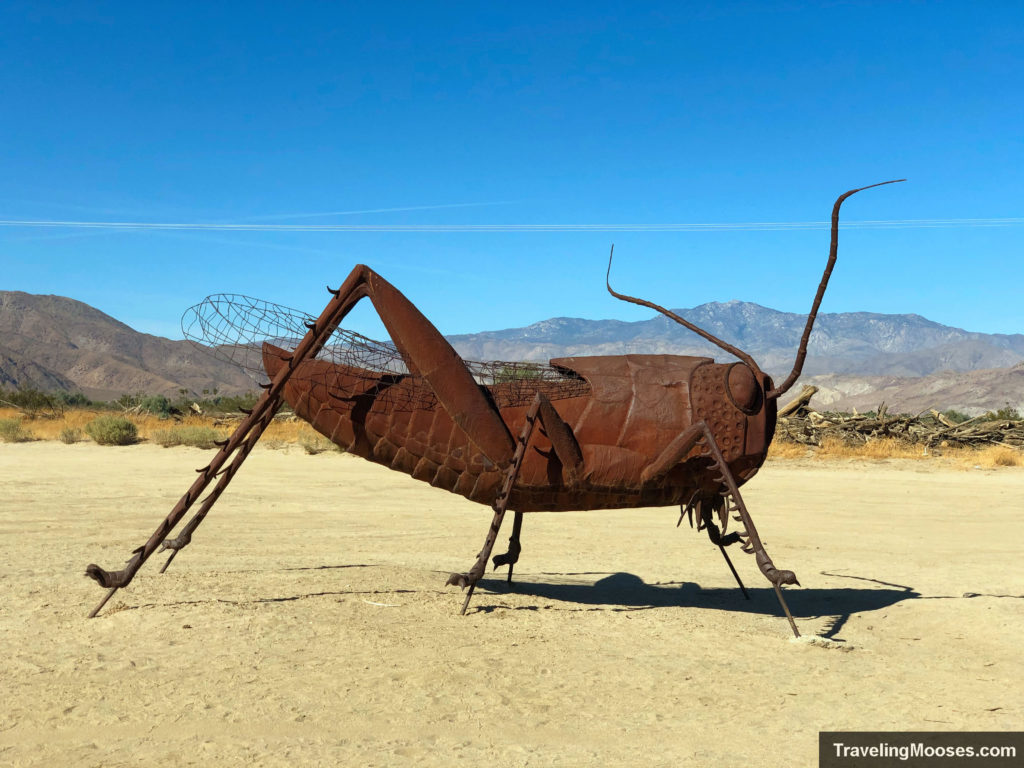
xmin=265 ymin=346 xmax=770 ymax=511
xmin=86 ymin=180 xmax=904 ymax=637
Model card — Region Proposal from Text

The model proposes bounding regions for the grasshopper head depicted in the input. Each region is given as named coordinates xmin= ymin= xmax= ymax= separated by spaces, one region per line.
xmin=692 ymin=360 xmax=776 ymax=481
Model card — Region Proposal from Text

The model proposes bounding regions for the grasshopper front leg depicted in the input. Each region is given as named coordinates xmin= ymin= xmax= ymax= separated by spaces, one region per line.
xmin=645 ymin=421 xmax=801 ymax=637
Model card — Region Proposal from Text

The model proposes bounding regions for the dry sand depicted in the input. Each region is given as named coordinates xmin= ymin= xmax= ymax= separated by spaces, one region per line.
xmin=1 ymin=442 xmax=1022 ymax=766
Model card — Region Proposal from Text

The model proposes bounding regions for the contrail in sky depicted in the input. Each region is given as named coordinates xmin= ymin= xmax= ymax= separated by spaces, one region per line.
xmin=0 ymin=218 xmax=1021 ymax=232
xmin=237 ymin=201 xmax=521 ymax=221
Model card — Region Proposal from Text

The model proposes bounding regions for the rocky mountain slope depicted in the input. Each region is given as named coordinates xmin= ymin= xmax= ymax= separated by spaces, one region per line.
xmin=802 ymin=363 xmax=1024 ymax=416
xmin=0 ymin=291 xmax=259 ymax=401
xmin=447 ymin=300 xmax=1024 ymax=378
xmin=1 ymin=290 xmax=1021 ymax=413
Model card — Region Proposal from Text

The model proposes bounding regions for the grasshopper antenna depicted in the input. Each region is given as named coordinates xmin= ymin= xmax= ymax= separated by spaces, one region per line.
xmin=606 ymin=245 xmax=763 ymax=375
xmin=766 ymin=179 xmax=906 ymax=400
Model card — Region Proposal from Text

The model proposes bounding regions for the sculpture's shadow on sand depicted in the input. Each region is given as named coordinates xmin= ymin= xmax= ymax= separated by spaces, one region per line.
xmin=473 ymin=571 xmax=926 ymax=639
xmin=116 ymin=566 xmax=1019 ymax=643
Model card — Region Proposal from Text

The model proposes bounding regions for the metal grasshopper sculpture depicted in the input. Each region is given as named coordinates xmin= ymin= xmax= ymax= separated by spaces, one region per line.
xmin=86 ymin=180 xmax=903 ymax=636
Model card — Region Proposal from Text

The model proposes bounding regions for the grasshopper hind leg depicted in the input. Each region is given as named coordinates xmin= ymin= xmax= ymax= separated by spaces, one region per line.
xmin=492 ymin=511 xmax=524 ymax=583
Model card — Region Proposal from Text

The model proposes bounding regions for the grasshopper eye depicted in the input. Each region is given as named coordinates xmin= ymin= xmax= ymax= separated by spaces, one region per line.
xmin=726 ymin=363 xmax=761 ymax=415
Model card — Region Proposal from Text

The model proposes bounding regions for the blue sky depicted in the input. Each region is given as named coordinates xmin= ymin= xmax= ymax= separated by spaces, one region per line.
xmin=1 ymin=1 xmax=1021 ymax=342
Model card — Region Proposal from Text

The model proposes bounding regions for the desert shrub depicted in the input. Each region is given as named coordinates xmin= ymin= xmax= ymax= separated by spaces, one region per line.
xmin=0 ymin=388 xmax=62 ymax=417
xmin=492 ymin=364 xmax=543 ymax=384
xmin=299 ymin=432 xmax=338 ymax=455
xmin=150 ymin=428 xmax=180 ymax=448
xmin=54 ymin=391 xmax=91 ymax=407
xmin=815 ymin=436 xmax=925 ymax=460
xmin=941 ymin=409 xmax=971 ymax=424
xmin=194 ymin=391 xmax=261 ymax=415
xmin=766 ymin=439 xmax=808 ymax=459
xmin=112 ymin=392 xmax=172 ymax=417
xmin=85 ymin=415 xmax=138 ymax=445
xmin=58 ymin=426 xmax=83 ymax=444
xmin=973 ymin=446 xmax=1023 ymax=467
xmin=115 ymin=392 xmax=142 ymax=411
xmin=0 ymin=418 xmax=33 ymax=442
xmin=981 ymin=406 xmax=1023 ymax=422
xmin=151 ymin=426 xmax=223 ymax=449
xmin=139 ymin=394 xmax=172 ymax=418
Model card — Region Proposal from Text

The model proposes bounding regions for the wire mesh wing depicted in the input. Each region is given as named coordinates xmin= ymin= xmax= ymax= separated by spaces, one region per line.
xmin=182 ymin=294 xmax=589 ymax=409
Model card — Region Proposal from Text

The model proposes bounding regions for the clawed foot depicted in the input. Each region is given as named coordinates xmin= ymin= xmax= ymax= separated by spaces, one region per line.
xmin=446 ymin=560 xmax=486 ymax=590
xmin=772 ymin=569 xmax=800 ymax=587
xmin=446 ymin=572 xmax=482 ymax=615
xmin=756 ymin=551 xmax=800 ymax=587
xmin=85 ymin=548 xmax=143 ymax=589
xmin=491 ymin=551 xmax=517 ymax=570
xmin=446 ymin=572 xmax=472 ymax=589
xmin=159 ymin=534 xmax=190 ymax=552
xmin=85 ymin=563 xmax=131 ymax=589
xmin=85 ymin=563 xmax=116 ymax=588
xmin=704 ymin=517 xmax=743 ymax=549
xmin=491 ymin=538 xmax=521 ymax=578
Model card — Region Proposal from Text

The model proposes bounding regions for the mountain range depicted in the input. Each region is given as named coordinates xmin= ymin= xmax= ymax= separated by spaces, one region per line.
xmin=0 ymin=291 xmax=259 ymax=401
xmin=2 ymin=290 xmax=1022 ymax=414
xmin=447 ymin=301 xmax=1024 ymax=378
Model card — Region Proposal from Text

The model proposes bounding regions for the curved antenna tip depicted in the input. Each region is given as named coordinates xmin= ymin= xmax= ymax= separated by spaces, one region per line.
xmin=848 ymin=178 xmax=906 ymax=196
xmin=767 ymin=178 xmax=906 ymax=400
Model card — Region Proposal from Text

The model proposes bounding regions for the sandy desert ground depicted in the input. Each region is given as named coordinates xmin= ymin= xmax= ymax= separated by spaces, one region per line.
xmin=1 ymin=442 xmax=1022 ymax=767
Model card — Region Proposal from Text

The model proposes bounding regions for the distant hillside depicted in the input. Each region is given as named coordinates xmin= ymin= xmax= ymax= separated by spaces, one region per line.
xmin=0 ymin=291 xmax=259 ymax=401
xmin=0 ymin=345 xmax=77 ymax=391
xmin=803 ymin=363 xmax=1024 ymax=416
xmin=448 ymin=300 xmax=1024 ymax=379
xmin=1 ymin=290 xmax=1022 ymax=414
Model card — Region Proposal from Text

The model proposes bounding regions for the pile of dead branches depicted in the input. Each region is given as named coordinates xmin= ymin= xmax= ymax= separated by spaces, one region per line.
xmin=777 ymin=386 xmax=1024 ymax=450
